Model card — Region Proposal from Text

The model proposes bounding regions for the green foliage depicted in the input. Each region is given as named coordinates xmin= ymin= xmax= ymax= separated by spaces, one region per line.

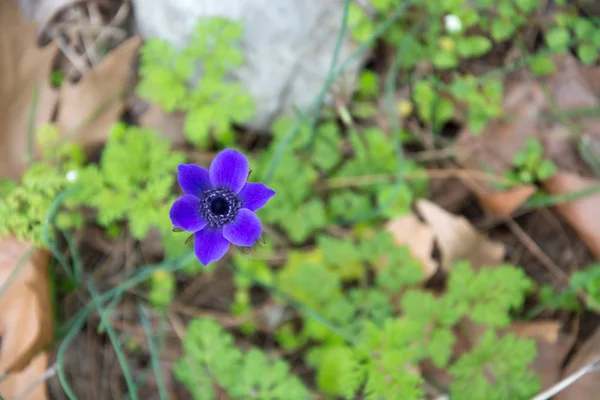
xmin=254 ymin=116 xmax=428 ymax=243
xmin=444 ymin=261 xmax=534 ymax=327
xmin=449 ymin=331 xmax=540 ymax=399
xmin=0 ymin=124 xmax=84 ymax=246
xmin=0 ymin=163 xmax=69 ymax=246
xmin=267 ymin=218 xmax=536 ymax=399
xmin=138 ymin=17 xmax=254 ymax=147
xmin=570 ymin=263 xmax=600 ymax=310
xmin=69 ymin=123 xmax=184 ymax=239
xmin=174 ymin=318 xmax=310 ymax=400
xmin=504 ymin=138 xmax=557 ymax=186
xmin=538 ymin=284 xmax=581 ymax=313
xmin=542 ymin=14 xmax=600 ymax=64
xmin=413 ymin=75 xmax=503 ymax=134
xmin=148 ymin=269 xmax=176 ymax=309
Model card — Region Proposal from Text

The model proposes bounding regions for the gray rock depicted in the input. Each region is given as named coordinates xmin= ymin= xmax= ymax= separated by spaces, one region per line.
xmin=132 ymin=0 xmax=365 ymax=131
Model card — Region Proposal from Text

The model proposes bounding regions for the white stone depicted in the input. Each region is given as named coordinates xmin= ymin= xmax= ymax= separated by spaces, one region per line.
xmin=132 ymin=0 xmax=365 ymax=131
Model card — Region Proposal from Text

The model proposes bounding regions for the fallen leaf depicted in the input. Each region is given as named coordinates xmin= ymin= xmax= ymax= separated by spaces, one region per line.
xmin=542 ymin=172 xmax=600 ymax=259
xmin=138 ymin=103 xmax=186 ymax=145
xmin=0 ymin=352 xmax=49 ymax=400
xmin=511 ymin=320 xmax=562 ymax=343
xmin=478 ymin=185 xmax=537 ymax=218
xmin=454 ymin=77 xmax=546 ymax=176
xmin=0 ymin=0 xmax=58 ymax=179
xmin=511 ymin=320 xmax=577 ymax=392
xmin=554 ymin=328 xmax=600 ymax=400
xmin=0 ymin=237 xmax=53 ymax=375
xmin=55 ymin=35 xmax=141 ymax=148
xmin=385 ymin=213 xmax=438 ymax=279
xmin=455 ymin=54 xmax=600 ymax=189
xmin=415 ymin=199 xmax=505 ymax=270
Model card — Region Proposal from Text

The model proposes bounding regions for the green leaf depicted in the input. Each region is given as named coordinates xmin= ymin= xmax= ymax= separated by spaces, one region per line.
xmin=536 ymin=159 xmax=557 ymax=180
xmin=577 ymin=43 xmax=598 ymax=65
xmin=308 ymin=345 xmax=360 ymax=397
xmin=446 ymin=261 xmax=534 ymax=327
xmin=491 ymin=19 xmax=517 ymax=42
xmin=457 ymin=36 xmax=492 ymax=58
xmin=317 ymin=235 xmax=365 ymax=281
xmin=376 ymin=183 xmax=413 ymax=218
xmin=358 ymin=70 xmax=380 ymax=98
xmin=515 ymin=0 xmax=539 ymax=13
xmin=175 ymin=318 xmax=309 ymax=400
xmin=530 ymin=54 xmax=556 ymax=76
xmin=545 ymin=27 xmax=570 ymax=52
xmin=573 ymin=18 xmax=595 ymax=39
xmin=433 ymin=51 xmax=459 ymax=69
xmin=449 ymin=331 xmax=540 ymax=400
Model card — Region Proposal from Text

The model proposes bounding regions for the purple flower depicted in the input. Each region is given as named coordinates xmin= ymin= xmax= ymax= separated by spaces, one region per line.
xmin=169 ymin=149 xmax=276 ymax=265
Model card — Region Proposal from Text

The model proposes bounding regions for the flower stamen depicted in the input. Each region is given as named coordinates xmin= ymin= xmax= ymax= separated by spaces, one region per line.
xmin=200 ymin=187 xmax=241 ymax=228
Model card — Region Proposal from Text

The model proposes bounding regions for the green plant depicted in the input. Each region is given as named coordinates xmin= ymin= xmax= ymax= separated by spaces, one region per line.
xmin=68 ymin=123 xmax=184 ymax=239
xmin=148 ymin=269 xmax=176 ymax=309
xmin=252 ymin=117 xmax=427 ymax=244
xmin=0 ymin=124 xmax=84 ymax=246
xmin=137 ymin=17 xmax=254 ymax=147
xmin=262 ymin=226 xmax=538 ymax=399
xmin=413 ymin=75 xmax=503 ymax=134
xmin=545 ymin=14 xmax=600 ymax=65
xmin=504 ymin=138 xmax=557 ymax=185
xmin=174 ymin=317 xmax=310 ymax=400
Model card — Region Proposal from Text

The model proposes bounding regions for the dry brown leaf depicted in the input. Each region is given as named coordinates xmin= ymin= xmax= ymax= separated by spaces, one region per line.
xmin=0 ymin=238 xmax=53 ymax=379
xmin=55 ymin=35 xmax=141 ymax=148
xmin=0 ymin=352 xmax=49 ymax=400
xmin=454 ymin=77 xmax=546 ymax=176
xmin=478 ymin=185 xmax=537 ymax=218
xmin=542 ymin=172 xmax=600 ymax=259
xmin=0 ymin=0 xmax=58 ymax=179
xmin=385 ymin=213 xmax=438 ymax=279
xmin=455 ymin=54 xmax=600 ymax=189
xmin=138 ymin=103 xmax=186 ymax=145
xmin=555 ymin=328 xmax=600 ymax=400
xmin=510 ymin=321 xmax=576 ymax=392
xmin=415 ymin=199 xmax=505 ymax=270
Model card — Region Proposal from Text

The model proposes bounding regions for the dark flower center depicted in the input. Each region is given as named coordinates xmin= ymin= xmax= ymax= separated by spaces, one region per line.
xmin=210 ymin=197 xmax=230 ymax=215
xmin=200 ymin=187 xmax=241 ymax=228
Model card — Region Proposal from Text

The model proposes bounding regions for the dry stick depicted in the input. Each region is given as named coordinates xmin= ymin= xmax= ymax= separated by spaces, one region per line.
xmin=78 ymin=6 xmax=100 ymax=66
xmin=531 ymin=356 xmax=600 ymax=400
xmin=54 ymin=35 xmax=88 ymax=77
xmin=506 ymin=219 xmax=567 ymax=280
xmin=92 ymin=0 xmax=130 ymax=48
xmin=456 ymin=169 xmax=600 ymax=311
xmin=506 ymin=219 xmax=600 ymax=313
xmin=323 ymin=168 xmax=511 ymax=190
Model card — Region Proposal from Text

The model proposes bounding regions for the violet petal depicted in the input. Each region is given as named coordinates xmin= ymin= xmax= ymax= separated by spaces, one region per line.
xmin=194 ymin=228 xmax=230 ymax=265
xmin=238 ymin=183 xmax=276 ymax=211
xmin=222 ymin=208 xmax=262 ymax=247
xmin=169 ymin=195 xmax=208 ymax=232
xmin=209 ymin=149 xmax=249 ymax=194
xmin=178 ymin=164 xmax=212 ymax=196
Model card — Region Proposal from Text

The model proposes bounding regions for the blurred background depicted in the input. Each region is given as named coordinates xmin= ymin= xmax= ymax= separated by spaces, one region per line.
xmin=1 ymin=0 xmax=600 ymax=399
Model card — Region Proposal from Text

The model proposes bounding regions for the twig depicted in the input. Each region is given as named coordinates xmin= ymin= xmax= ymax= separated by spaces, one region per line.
xmin=323 ymin=168 xmax=512 ymax=189
xmin=506 ymin=219 xmax=600 ymax=313
xmin=531 ymin=356 xmax=600 ymax=400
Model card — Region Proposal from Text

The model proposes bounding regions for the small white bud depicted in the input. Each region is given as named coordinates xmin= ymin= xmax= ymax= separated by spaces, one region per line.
xmin=444 ymin=14 xmax=462 ymax=33
xmin=66 ymin=170 xmax=78 ymax=182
